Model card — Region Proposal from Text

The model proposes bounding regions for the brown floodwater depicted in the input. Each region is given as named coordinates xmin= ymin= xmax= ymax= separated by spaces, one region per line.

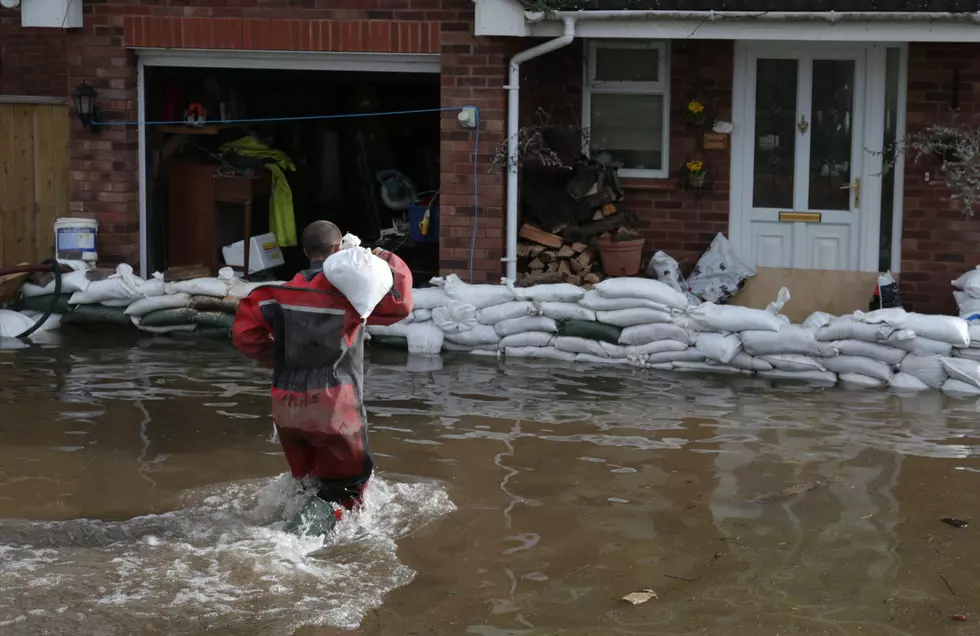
xmin=1 ymin=334 xmax=980 ymax=636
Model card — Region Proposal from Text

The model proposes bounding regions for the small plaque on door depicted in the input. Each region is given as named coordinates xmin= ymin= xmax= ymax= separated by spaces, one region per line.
xmin=778 ymin=211 xmax=822 ymax=223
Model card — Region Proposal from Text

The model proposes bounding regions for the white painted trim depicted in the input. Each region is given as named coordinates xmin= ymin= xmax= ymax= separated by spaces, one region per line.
xmin=137 ymin=58 xmax=148 ymax=279
xmin=728 ymin=42 xmax=749 ymax=258
xmin=890 ymin=44 xmax=909 ymax=274
xmin=134 ymin=49 xmax=441 ymax=73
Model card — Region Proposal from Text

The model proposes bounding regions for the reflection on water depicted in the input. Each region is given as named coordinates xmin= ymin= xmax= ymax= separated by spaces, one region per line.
xmin=1 ymin=337 xmax=980 ymax=635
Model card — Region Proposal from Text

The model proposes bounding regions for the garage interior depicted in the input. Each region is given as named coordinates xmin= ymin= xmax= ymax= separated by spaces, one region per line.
xmin=142 ymin=65 xmax=441 ymax=280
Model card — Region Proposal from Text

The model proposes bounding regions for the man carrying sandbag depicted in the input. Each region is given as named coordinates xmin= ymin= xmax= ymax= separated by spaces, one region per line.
xmin=232 ymin=220 xmax=413 ymax=536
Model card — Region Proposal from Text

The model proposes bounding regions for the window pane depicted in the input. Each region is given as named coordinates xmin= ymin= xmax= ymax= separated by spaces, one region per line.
xmin=753 ymin=58 xmax=798 ymax=209
xmin=589 ymin=92 xmax=663 ymax=171
xmin=595 ymin=46 xmax=660 ymax=83
xmin=878 ymin=48 xmax=900 ymax=272
xmin=808 ymin=59 xmax=856 ymax=210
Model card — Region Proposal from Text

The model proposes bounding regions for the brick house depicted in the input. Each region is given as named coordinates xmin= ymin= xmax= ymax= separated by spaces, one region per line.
xmin=1 ymin=0 xmax=979 ymax=313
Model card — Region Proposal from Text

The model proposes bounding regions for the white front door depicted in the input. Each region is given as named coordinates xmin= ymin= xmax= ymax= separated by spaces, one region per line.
xmin=730 ymin=43 xmax=886 ymax=271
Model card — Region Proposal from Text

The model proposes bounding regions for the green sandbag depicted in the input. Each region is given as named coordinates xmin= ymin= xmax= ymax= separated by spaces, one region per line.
xmin=13 ymin=294 xmax=72 ymax=314
xmin=558 ymin=319 xmax=622 ymax=344
xmin=187 ymin=295 xmax=239 ymax=313
xmin=140 ymin=308 xmax=199 ymax=327
xmin=61 ymin=304 xmax=132 ymax=327
xmin=192 ymin=311 xmax=234 ymax=331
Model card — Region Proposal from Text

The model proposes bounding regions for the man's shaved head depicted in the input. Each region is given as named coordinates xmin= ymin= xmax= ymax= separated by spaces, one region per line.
xmin=303 ymin=221 xmax=342 ymax=260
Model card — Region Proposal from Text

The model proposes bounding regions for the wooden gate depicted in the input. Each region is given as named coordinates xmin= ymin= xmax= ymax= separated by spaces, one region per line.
xmin=0 ymin=96 xmax=70 ymax=267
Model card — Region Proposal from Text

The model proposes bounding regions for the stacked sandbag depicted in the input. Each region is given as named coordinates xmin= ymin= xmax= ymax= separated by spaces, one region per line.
xmin=953 ymin=266 xmax=980 ymax=320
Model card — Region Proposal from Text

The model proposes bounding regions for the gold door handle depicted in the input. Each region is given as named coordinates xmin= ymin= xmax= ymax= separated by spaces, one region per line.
xmin=840 ymin=177 xmax=860 ymax=207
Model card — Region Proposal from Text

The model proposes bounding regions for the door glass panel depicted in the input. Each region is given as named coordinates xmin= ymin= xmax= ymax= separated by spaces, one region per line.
xmin=808 ymin=59 xmax=855 ymax=210
xmin=752 ymin=59 xmax=798 ymax=209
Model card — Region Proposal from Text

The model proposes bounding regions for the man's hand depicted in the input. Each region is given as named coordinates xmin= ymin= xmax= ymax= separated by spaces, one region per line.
xmin=372 ymin=247 xmax=383 ymax=255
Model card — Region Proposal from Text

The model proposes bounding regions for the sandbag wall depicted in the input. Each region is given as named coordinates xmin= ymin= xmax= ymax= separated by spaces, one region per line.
xmin=368 ymin=274 xmax=980 ymax=397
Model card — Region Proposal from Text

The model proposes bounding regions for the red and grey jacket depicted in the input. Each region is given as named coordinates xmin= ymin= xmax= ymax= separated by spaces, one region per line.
xmin=232 ymin=249 xmax=413 ymax=482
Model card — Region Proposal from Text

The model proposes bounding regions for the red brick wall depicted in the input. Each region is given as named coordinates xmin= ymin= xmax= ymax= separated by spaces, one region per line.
xmin=0 ymin=12 xmax=67 ymax=96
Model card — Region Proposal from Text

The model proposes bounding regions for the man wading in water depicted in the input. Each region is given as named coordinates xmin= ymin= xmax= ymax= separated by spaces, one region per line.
xmin=232 ymin=220 xmax=413 ymax=535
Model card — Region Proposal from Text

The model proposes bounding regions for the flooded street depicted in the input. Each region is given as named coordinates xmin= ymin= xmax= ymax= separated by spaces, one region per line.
xmin=2 ymin=336 xmax=980 ymax=635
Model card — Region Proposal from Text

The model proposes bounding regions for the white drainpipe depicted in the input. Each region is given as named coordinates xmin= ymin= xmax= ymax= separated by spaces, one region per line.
xmin=503 ymin=16 xmax=577 ymax=282
xmin=538 ymin=9 xmax=980 ymax=23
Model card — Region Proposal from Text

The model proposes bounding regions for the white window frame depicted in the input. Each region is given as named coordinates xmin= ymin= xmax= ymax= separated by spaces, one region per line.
xmin=582 ymin=40 xmax=671 ymax=180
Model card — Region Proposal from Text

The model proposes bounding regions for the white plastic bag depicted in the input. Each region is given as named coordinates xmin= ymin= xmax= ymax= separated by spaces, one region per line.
xmin=444 ymin=324 xmax=500 ymax=347
xmin=685 ymin=233 xmax=756 ymax=304
xmin=758 ymin=369 xmax=838 ymax=384
xmin=0 ymin=310 xmax=36 ymax=338
xmin=69 ymin=264 xmax=144 ymax=305
xmin=405 ymin=321 xmax=444 ymax=355
xmin=125 ymin=293 xmax=191 ymax=317
xmin=728 ymin=353 xmax=774 ymax=371
xmin=941 ymin=357 xmax=980 ymax=389
xmin=476 ymin=301 xmax=538 ymax=325
xmin=538 ymin=302 xmax=596 ymax=323
xmin=595 ymin=277 xmax=689 ymax=311
xmin=740 ymin=326 xmax=837 ymax=357
xmin=645 ymin=250 xmax=686 ymax=294
xmin=554 ymin=336 xmax=608 ymax=357
xmin=898 ymin=354 xmax=947 ymax=389
xmin=504 ymin=346 xmax=576 ymax=361
xmin=883 ymin=333 xmax=953 ymax=357
xmin=942 ymin=378 xmax=980 ymax=396
xmin=578 ymin=290 xmax=670 ymax=313
xmin=761 ymin=354 xmax=827 ymax=372
xmin=682 ymin=303 xmax=783 ymax=333
xmin=619 ymin=323 xmax=696 ymax=346
xmin=832 ymin=339 xmax=906 ymax=366
xmin=952 ymin=266 xmax=980 ymax=297
xmin=509 ymin=282 xmax=585 ymax=303
xmin=695 ymin=333 xmax=742 ymax=364
xmin=413 ymin=287 xmax=450 ymax=310
xmin=856 ymin=309 xmax=970 ymax=347
xmin=624 ymin=340 xmax=690 ymax=357
xmin=820 ymin=355 xmax=893 ymax=382
xmin=431 ymin=302 xmax=478 ymax=334
xmin=322 ymin=245 xmax=394 ymax=319
xmin=596 ymin=308 xmax=673 ymax=328
xmin=890 ymin=372 xmax=930 ymax=392
xmin=499 ymin=332 xmax=554 ymax=348
xmin=494 ymin=315 xmax=558 ymax=338
xmin=839 ymin=373 xmax=886 ymax=388
xmin=802 ymin=311 xmax=835 ymax=332
xmin=441 ymin=274 xmax=515 ymax=309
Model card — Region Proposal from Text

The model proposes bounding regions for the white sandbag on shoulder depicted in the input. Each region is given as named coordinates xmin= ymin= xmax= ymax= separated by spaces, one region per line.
xmin=682 ymin=302 xmax=783 ymax=333
xmin=499 ymin=332 xmax=554 ymax=348
xmin=740 ymin=326 xmax=837 ymax=357
xmin=444 ymin=324 xmax=500 ymax=347
xmin=538 ymin=302 xmax=596 ymax=323
xmin=695 ymin=333 xmax=742 ymax=364
xmin=728 ymin=353 xmax=773 ymax=371
xmin=645 ymin=348 xmax=706 ymax=365
xmin=0 ymin=310 xmax=36 ymax=338
xmin=856 ymin=308 xmax=969 ymax=347
xmin=405 ymin=321 xmax=444 ymax=355
xmin=898 ymin=354 xmax=947 ymax=389
xmin=802 ymin=311 xmax=835 ymax=331
xmin=890 ymin=372 xmax=930 ymax=392
xmin=476 ymin=301 xmax=538 ymax=325
xmin=941 ymin=357 xmax=980 ymax=389
xmin=554 ymin=336 xmax=608 ymax=357
xmin=952 ymin=266 xmax=980 ymax=296
xmin=367 ymin=321 xmax=411 ymax=339
xmin=594 ymin=277 xmax=689 ymax=311
xmin=575 ymin=353 xmax=631 ymax=365
xmin=412 ymin=287 xmax=450 ymax=310
xmin=510 ymin=282 xmax=585 ymax=303
xmin=125 ymin=293 xmax=191 ymax=317
xmin=761 ymin=354 xmax=827 ymax=372
xmin=505 ymin=346 xmax=576 ymax=361
xmin=820 ymin=355 xmax=893 ymax=382
xmin=839 ymin=373 xmax=887 ymax=388
xmin=597 ymin=308 xmax=673 ymax=328
xmin=674 ymin=361 xmax=747 ymax=374
xmin=494 ymin=315 xmax=558 ymax=338
xmin=441 ymin=274 xmax=515 ymax=309
xmin=20 ymin=269 xmax=91 ymax=297
xmin=578 ymin=289 xmax=670 ymax=313
xmin=883 ymin=333 xmax=953 ymax=357
xmin=432 ymin=302 xmax=478 ymax=334
xmin=832 ymin=339 xmax=906 ymax=366
xmin=619 ymin=323 xmax=696 ymax=346
xmin=759 ymin=369 xmax=838 ymax=384
xmin=413 ymin=308 xmax=432 ymax=322
xmin=322 ymin=244 xmax=393 ymax=319
xmin=69 ymin=264 xmax=144 ymax=305
xmin=942 ymin=378 xmax=980 ymax=396
xmin=817 ymin=317 xmax=894 ymax=343
xmin=166 ymin=277 xmax=229 ymax=299
xmin=624 ymin=340 xmax=689 ymax=357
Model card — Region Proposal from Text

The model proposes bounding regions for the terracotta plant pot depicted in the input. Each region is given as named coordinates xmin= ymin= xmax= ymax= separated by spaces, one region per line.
xmin=598 ymin=238 xmax=646 ymax=277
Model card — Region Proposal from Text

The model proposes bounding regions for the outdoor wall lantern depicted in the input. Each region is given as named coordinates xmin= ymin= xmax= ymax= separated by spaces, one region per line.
xmin=72 ymin=82 xmax=101 ymax=133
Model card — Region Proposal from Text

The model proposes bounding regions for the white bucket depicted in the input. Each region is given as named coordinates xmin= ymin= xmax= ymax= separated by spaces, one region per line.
xmin=54 ymin=218 xmax=98 ymax=261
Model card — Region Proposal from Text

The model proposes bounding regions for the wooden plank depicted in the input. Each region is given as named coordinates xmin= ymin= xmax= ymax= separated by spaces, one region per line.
xmin=729 ymin=267 xmax=878 ymax=323
xmin=50 ymin=105 xmax=70 ymax=233
xmin=518 ymin=223 xmax=563 ymax=249
xmin=0 ymin=95 xmax=69 ymax=105
xmin=8 ymin=104 xmax=36 ymax=264
xmin=33 ymin=104 xmax=57 ymax=260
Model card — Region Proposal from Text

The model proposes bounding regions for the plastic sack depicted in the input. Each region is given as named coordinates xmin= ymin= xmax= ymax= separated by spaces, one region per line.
xmin=500 ymin=332 xmax=554 ymax=348
xmin=898 ymin=354 xmax=947 ymax=389
xmin=802 ymin=311 xmax=835 ymax=332
xmin=941 ymin=357 xmax=980 ymax=389
xmin=440 ymin=274 xmax=515 ymax=309
xmin=816 ymin=317 xmax=895 ymax=343
xmin=323 ymin=245 xmax=394 ymax=319
xmin=341 ymin=233 xmax=361 ymax=249
xmin=728 ymin=353 xmax=774 ymax=372
xmin=20 ymin=269 xmax=91 ymax=297
xmin=644 ymin=348 xmax=706 ymax=365
xmin=832 ymin=339 xmax=906 ymax=366
xmin=855 ymin=308 xmax=969 ymax=347
xmin=883 ymin=333 xmax=953 ymax=357
xmin=624 ymin=340 xmax=689 ymax=357
xmin=413 ymin=287 xmax=451 ymax=310
xmin=695 ymin=333 xmax=742 ymax=364
xmin=645 ymin=250 xmax=686 ymax=294
xmin=839 ymin=373 xmax=887 ymax=388
xmin=685 ymin=233 xmax=756 ymax=304
xmin=758 ymin=369 xmax=838 ymax=384
xmin=596 ymin=308 xmax=673 ymax=328
xmin=0 ymin=310 xmax=36 ymax=338
xmin=943 ymin=378 xmax=980 ymax=396
xmin=405 ymin=321 xmax=444 ymax=355
xmin=761 ymin=354 xmax=827 ymax=372
xmin=619 ymin=323 xmax=696 ymax=346
xmin=414 ymin=309 xmax=432 ymax=322
xmin=476 ymin=301 xmax=538 ymax=325
xmin=578 ymin=290 xmax=670 ymax=313
xmin=504 ymin=346 xmax=576 ymax=362
xmin=954 ymin=291 xmax=980 ymax=320
xmin=820 ymin=355 xmax=893 ymax=382
xmin=952 ymin=265 xmax=980 ymax=297
xmin=740 ymin=326 xmax=838 ymax=357
xmin=509 ymin=282 xmax=585 ymax=303
xmin=554 ymin=336 xmax=609 ymax=357
xmin=125 ymin=293 xmax=191 ymax=317
xmin=444 ymin=324 xmax=500 ymax=347
xmin=558 ymin=319 xmax=622 ymax=344
xmin=599 ymin=341 xmax=630 ymax=358
xmin=431 ymin=301 xmax=478 ymax=335
xmin=890 ymin=372 xmax=930 ymax=392
xmin=595 ymin=277 xmax=689 ymax=311
xmin=494 ymin=315 xmax=558 ymax=338
xmin=539 ymin=302 xmax=596 ymax=323
xmin=69 ymin=264 xmax=144 ymax=305
xmin=683 ymin=303 xmax=783 ymax=333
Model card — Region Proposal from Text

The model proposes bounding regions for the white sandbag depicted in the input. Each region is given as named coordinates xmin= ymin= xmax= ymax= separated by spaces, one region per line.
xmin=405 ymin=355 xmax=444 ymax=373
xmin=597 ymin=308 xmax=673 ymax=328
xmin=538 ymin=302 xmax=595 ymax=323
xmin=674 ymin=361 xmax=746 ymax=374
xmin=619 ymin=323 xmax=696 ymax=346
xmin=839 ymin=373 xmax=887 ymax=388
xmin=494 ymin=315 xmax=558 ymax=338
xmin=682 ymin=302 xmax=783 ymax=333
xmin=412 ymin=287 xmax=450 ymax=310
xmin=578 ymin=289 xmax=670 ymax=313
xmin=685 ymin=233 xmax=756 ymax=304
xmin=322 ymin=245 xmax=393 ymax=319
xmin=645 ymin=250 xmax=686 ymax=294
xmin=575 ymin=353 xmax=631 ymax=365
xmin=504 ymin=346 xmax=576 ymax=362
xmin=19 ymin=311 xmax=62 ymax=332
xmin=441 ymin=274 xmax=515 ymax=309
xmin=165 ymin=276 xmax=229 ymax=299
xmin=820 ymin=355 xmax=893 ymax=382
xmin=856 ymin=309 xmax=969 ymax=347
xmin=969 ymin=324 xmax=980 ymax=348
xmin=623 ymin=340 xmax=690 ymax=357
xmin=367 ymin=321 xmax=410 ymax=339
xmin=413 ymin=309 xmax=432 ymax=322
xmin=140 ymin=273 xmax=167 ymax=298
xmin=405 ymin=321 xmax=444 ymax=355
xmin=69 ymin=264 xmax=143 ymax=305
xmin=431 ymin=302 xmax=478 ymax=335
xmin=645 ymin=348 xmax=706 ymax=365
xmin=442 ymin=341 xmax=497 ymax=352
xmin=728 ymin=352 xmax=774 ymax=371
xmin=817 ymin=317 xmax=895 ymax=343
xmin=802 ymin=311 xmax=835 ymax=332
xmin=898 ymin=354 xmax=947 ymax=389
xmin=444 ymin=324 xmax=500 ymax=347
xmin=132 ymin=320 xmax=197 ymax=334
xmin=740 ymin=326 xmax=837 ymax=357
xmin=20 ymin=269 xmax=91 ymax=297
xmin=942 ymin=378 xmax=980 ymax=396
xmin=0 ymin=310 xmax=36 ymax=338
xmin=499 ymin=332 xmax=554 ymax=348
xmin=476 ymin=301 xmax=539 ymax=325
xmin=758 ymin=369 xmax=838 ymax=384
xmin=953 ymin=347 xmax=980 ymax=362
xmin=510 ymin=282 xmax=585 ymax=303
xmin=125 ymin=293 xmax=191 ymax=317
xmin=101 ymin=299 xmax=134 ymax=307
xmin=890 ymin=372 xmax=931 ymax=392
xmin=832 ymin=339 xmax=906 ymax=366
xmin=644 ymin=362 xmax=676 ymax=371
xmin=761 ymin=354 xmax=827 ymax=372
xmin=954 ymin=291 xmax=980 ymax=319
xmin=554 ymin=336 xmax=608 ymax=357
xmin=695 ymin=333 xmax=742 ymax=364
xmin=227 ymin=280 xmax=285 ymax=299
xmin=599 ymin=341 xmax=630 ymax=359
xmin=952 ymin=266 xmax=980 ymax=296
xmin=941 ymin=357 xmax=980 ymax=389
xmin=594 ymin=277 xmax=689 ymax=311
xmin=883 ymin=333 xmax=953 ymax=357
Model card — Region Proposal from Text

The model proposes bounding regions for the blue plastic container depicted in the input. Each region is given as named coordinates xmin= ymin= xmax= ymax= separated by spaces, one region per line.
xmin=408 ymin=204 xmax=439 ymax=244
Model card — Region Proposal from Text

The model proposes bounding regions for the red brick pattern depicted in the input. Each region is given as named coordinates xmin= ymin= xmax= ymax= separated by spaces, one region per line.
xmin=0 ymin=13 xmax=67 ymax=97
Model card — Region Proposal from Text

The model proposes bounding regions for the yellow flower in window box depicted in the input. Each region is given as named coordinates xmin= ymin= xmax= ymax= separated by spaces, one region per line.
xmin=683 ymin=99 xmax=707 ymax=126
